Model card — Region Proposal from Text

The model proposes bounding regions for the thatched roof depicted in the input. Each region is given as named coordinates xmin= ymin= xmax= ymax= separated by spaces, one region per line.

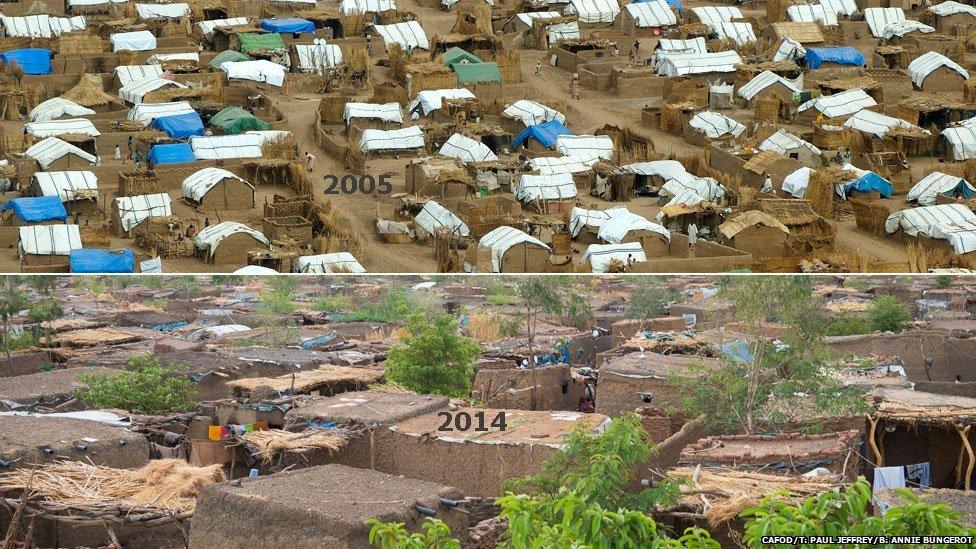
xmin=742 ymin=150 xmax=788 ymax=175
xmin=868 ymin=387 xmax=976 ymax=425
xmin=771 ymin=22 xmax=825 ymax=44
xmin=228 ymin=364 xmax=385 ymax=396
xmin=820 ymin=75 xmax=880 ymax=92
xmin=757 ymin=198 xmax=821 ymax=226
xmin=60 ymin=74 xmax=118 ymax=108
xmin=718 ymin=210 xmax=789 ymax=239
xmin=900 ymin=95 xmax=973 ymax=113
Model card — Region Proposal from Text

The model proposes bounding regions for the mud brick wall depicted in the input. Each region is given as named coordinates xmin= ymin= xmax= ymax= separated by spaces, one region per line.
xmin=826 ymin=331 xmax=976 ymax=382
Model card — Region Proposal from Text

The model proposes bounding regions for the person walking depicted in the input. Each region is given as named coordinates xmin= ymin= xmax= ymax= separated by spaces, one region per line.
xmin=535 ymin=61 xmax=542 ymax=76
xmin=305 ymin=151 xmax=316 ymax=172
xmin=114 ymin=144 xmax=121 ymax=161
xmin=127 ymin=136 xmax=133 ymax=160
xmin=762 ymin=172 xmax=774 ymax=194
xmin=365 ymin=33 xmax=372 ymax=57
xmin=687 ymin=223 xmax=699 ymax=247
xmin=571 ymin=73 xmax=580 ymax=100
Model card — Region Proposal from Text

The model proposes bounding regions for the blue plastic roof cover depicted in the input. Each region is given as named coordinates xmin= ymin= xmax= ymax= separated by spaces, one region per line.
xmin=149 ymin=112 xmax=205 ymax=139
xmin=260 ymin=18 xmax=315 ymax=34
xmin=0 ymin=48 xmax=52 ymax=75
xmin=845 ymin=171 xmax=893 ymax=198
xmin=147 ymin=142 xmax=195 ymax=165
xmin=804 ymin=47 xmax=865 ymax=70
xmin=513 ymin=119 xmax=573 ymax=149
xmin=1 ymin=196 xmax=67 ymax=223
xmin=69 ymin=248 xmax=135 ymax=273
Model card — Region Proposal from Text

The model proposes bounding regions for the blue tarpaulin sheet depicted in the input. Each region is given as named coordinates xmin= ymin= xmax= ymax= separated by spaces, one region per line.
xmin=845 ymin=171 xmax=893 ymax=198
xmin=69 ymin=249 xmax=135 ymax=273
xmin=154 ymin=320 xmax=188 ymax=332
xmin=0 ymin=48 xmax=52 ymax=75
xmin=147 ymin=143 xmax=194 ymax=165
xmin=1 ymin=196 xmax=67 ymax=223
xmin=149 ymin=112 xmax=205 ymax=139
xmin=719 ymin=340 xmax=754 ymax=363
xmin=513 ymin=119 xmax=572 ymax=149
xmin=300 ymin=331 xmax=338 ymax=350
xmin=804 ymin=47 xmax=865 ymax=70
xmin=260 ymin=18 xmax=315 ymax=34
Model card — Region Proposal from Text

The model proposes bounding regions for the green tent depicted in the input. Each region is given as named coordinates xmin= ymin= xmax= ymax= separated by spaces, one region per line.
xmin=237 ymin=32 xmax=286 ymax=54
xmin=210 ymin=50 xmax=249 ymax=69
xmin=209 ymin=107 xmax=270 ymax=134
xmin=451 ymin=62 xmax=502 ymax=84
xmin=442 ymin=47 xmax=483 ymax=67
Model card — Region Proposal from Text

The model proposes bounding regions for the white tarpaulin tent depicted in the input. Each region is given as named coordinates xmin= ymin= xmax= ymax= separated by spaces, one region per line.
xmin=24 ymin=138 xmax=96 ymax=169
xmin=512 ymin=11 xmax=560 ymax=29
xmin=598 ymin=211 xmax=670 ymax=244
xmin=28 ymin=98 xmax=94 ymax=122
xmin=147 ymin=52 xmax=199 ymax=65
xmin=798 ymin=89 xmax=876 ymax=118
xmin=414 ymin=200 xmax=469 ymax=238
xmin=195 ymin=221 xmax=269 ymax=258
xmin=781 ymin=166 xmax=814 ymax=198
xmin=294 ymin=42 xmax=343 ymax=73
xmin=190 ymin=135 xmax=264 ymax=160
xmin=198 ymin=17 xmax=248 ymax=36
xmin=864 ymin=7 xmax=905 ymax=36
xmin=622 ymin=160 xmax=688 ymax=180
xmin=622 ymin=1 xmax=677 ymax=27
xmin=515 ymin=173 xmax=578 ymax=202
xmin=691 ymin=6 xmax=743 ymax=30
xmin=115 ymin=193 xmax=172 ymax=232
xmin=114 ymin=64 xmax=164 ymax=87
xmin=880 ymin=20 xmax=933 ymax=38
xmin=190 ymin=325 xmax=251 ymax=340
xmin=245 ymin=130 xmax=291 ymax=146
xmin=19 ymin=225 xmax=82 ymax=256
xmin=135 ymin=3 xmax=189 ymax=19
xmin=555 ymin=135 xmax=613 ymax=162
xmin=929 ymin=1 xmax=976 ymax=17
xmin=928 ymin=221 xmax=976 ymax=255
xmin=773 ymin=37 xmax=806 ymax=62
xmin=220 ymin=60 xmax=286 ymax=86
xmin=565 ymin=0 xmax=621 ymax=23
xmin=907 ymin=172 xmax=976 ymax=206
xmin=787 ymin=4 xmax=838 ymax=25
xmin=438 ymin=133 xmax=498 ymax=164
xmin=181 ymin=167 xmax=253 ymax=202
xmin=127 ymin=101 xmax=195 ymax=124
xmin=907 ymin=51 xmax=968 ymax=88
xmin=660 ymin=189 xmax=710 ymax=212
xmin=661 ymin=178 xmax=724 ymax=201
xmin=943 ymin=117 xmax=976 ymax=160
xmin=503 ymin=100 xmax=565 ymax=127
xmin=409 ymin=89 xmax=476 ymax=115
xmin=885 ymin=203 xmax=976 ymax=236
xmin=478 ymin=226 xmax=551 ymax=273
xmin=759 ymin=129 xmax=822 ymax=156
xmin=25 ymin=118 xmax=99 ymax=139
xmin=737 ymin=70 xmax=801 ymax=101
xmin=340 ymin=0 xmax=396 ymax=14
xmin=656 ymin=50 xmax=741 ymax=76
xmin=689 ymin=111 xmax=745 ymax=138
xmin=343 ymin=102 xmax=403 ymax=125
xmin=529 ymin=156 xmax=593 ymax=175
xmin=373 ymin=21 xmax=429 ymax=50
xmin=360 ymin=126 xmax=425 ymax=152
xmin=0 ymin=15 xmax=85 ymax=38
xmin=34 ymin=171 xmax=98 ymax=202
xmin=822 ymin=0 xmax=857 ymax=16
xmin=658 ymin=37 xmax=707 ymax=54
xmin=119 ymin=78 xmax=186 ymax=104
xmin=580 ymin=242 xmax=645 ymax=273
xmin=110 ymin=30 xmax=157 ymax=52
xmin=842 ymin=109 xmax=926 ymax=139
xmin=547 ymin=21 xmax=580 ymax=44
xmin=570 ymin=206 xmax=629 ymax=237
xmin=294 ymin=253 xmax=366 ymax=273
xmin=717 ymin=21 xmax=757 ymax=46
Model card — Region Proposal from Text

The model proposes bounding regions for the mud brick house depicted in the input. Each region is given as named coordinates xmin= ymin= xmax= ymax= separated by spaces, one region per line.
xmin=0 ymin=366 xmax=119 ymax=410
xmin=0 ymin=415 xmax=149 ymax=472
xmin=597 ymin=351 xmax=724 ymax=419
xmin=472 ymin=363 xmax=578 ymax=411
xmin=610 ymin=316 xmax=688 ymax=346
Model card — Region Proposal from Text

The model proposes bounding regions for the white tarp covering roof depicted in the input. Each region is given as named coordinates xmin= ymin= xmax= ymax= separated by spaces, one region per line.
xmin=659 ymin=189 xmax=711 ymax=216
xmin=548 ymin=22 xmax=580 ymax=44
xmin=340 ymin=0 xmax=396 ymax=14
xmin=798 ymin=89 xmax=876 ymax=118
xmin=885 ymin=203 xmax=976 ymax=236
xmin=115 ymin=64 xmax=164 ymax=87
xmin=503 ymin=100 xmax=566 ymax=127
xmin=438 ymin=133 xmax=498 ymax=164
xmin=930 ymin=1 xmax=976 ymax=17
xmin=842 ymin=109 xmax=926 ymax=139
xmin=181 ymin=167 xmax=252 ymax=202
xmin=110 ymin=30 xmax=157 ymax=52
xmin=245 ymin=130 xmax=291 ymax=145
xmin=29 ymin=98 xmax=94 ymax=122
xmin=570 ymin=206 xmax=629 ymax=237
xmin=782 ymin=166 xmax=813 ymax=198
xmin=115 ymin=193 xmax=172 ymax=232
xmin=907 ymin=51 xmax=968 ymax=87
xmin=135 ymin=3 xmax=189 ymax=19
xmin=929 ymin=221 xmax=976 ymax=255
xmin=759 ymin=129 xmax=822 ymax=156
xmin=190 ymin=135 xmax=264 ymax=160
xmin=19 ymin=225 xmax=82 ymax=256
xmin=864 ymin=7 xmax=905 ymax=36
xmin=195 ymin=221 xmax=268 ymax=258
xmin=344 ymin=102 xmax=403 ymax=124
xmin=689 ymin=111 xmax=745 ymax=138
xmin=657 ymin=37 xmax=708 ymax=54
xmin=773 ymin=37 xmax=806 ymax=62
xmin=295 ymin=252 xmax=366 ymax=273
xmin=360 ymin=126 xmax=425 ymax=152
xmin=515 ymin=172 xmax=578 ymax=202
xmin=34 ymin=171 xmax=98 ymax=202
xmin=147 ymin=52 xmax=199 ymax=65
xmin=373 ymin=21 xmax=429 ymax=50
xmin=409 ymin=89 xmax=476 ymax=116
xmin=737 ymin=70 xmax=800 ymax=101
xmin=295 ymin=42 xmax=343 ymax=73
xmin=24 ymin=138 xmax=96 ymax=169
xmin=880 ymin=20 xmax=934 ymax=38
xmin=234 ymin=265 xmax=277 ymax=274
xmin=415 ymin=200 xmax=469 ymax=237
xmin=598 ymin=211 xmax=670 ymax=244
xmin=529 ymin=156 xmax=593 ymax=175
xmin=478 ymin=226 xmax=551 ymax=273
xmin=822 ymin=0 xmax=857 ymax=16
xmin=68 ymin=0 xmax=127 ymax=6
xmin=198 ymin=17 xmax=249 ymax=36
xmin=220 ymin=60 xmax=286 ymax=87
xmin=555 ymin=135 xmax=614 ymax=162
xmin=943 ymin=117 xmax=976 ymax=160
xmin=661 ymin=178 xmax=725 ymax=201
xmin=191 ymin=324 xmax=251 ymax=340
xmin=565 ymin=0 xmax=621 ymax=23
xmin=580 ymin=242 xmax=646 ymax=273
xmin=0 ymin=15 xmax=85 ymax=38
xmin=908 ymin=172 xmax=976 ymax=206
xmin=119 ymin=78 xmax=186 ymax=104
xmin=656 ymin=50 xmax=741 ymax=76
xmin=127 ymin=101 xmax=195 ymax=124
xmin=717 ymin=22 xmax=757 ymax=46
xmin=513 ymin=11 xmax=560 ymax=27
xmin=691 ymin=6 xmax=743 ymax=30
xmin=622 ymin=160 xmax=688 ymax=180
xmin=25 ymin=118 xmax=99 ymax=138
xmin=787 ymin=4 xmax=838 ymax=26
xmin=623 ymin=0 xmax=677 ymax=27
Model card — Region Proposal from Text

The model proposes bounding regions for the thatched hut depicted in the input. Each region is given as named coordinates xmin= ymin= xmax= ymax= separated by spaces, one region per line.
xmin=718 ymin=210 xmax=790 ymax=259
xmin=757 ymin=198 xmax=836 ymax=254
xmin=59 ymin=74 xmax=122 ymax=112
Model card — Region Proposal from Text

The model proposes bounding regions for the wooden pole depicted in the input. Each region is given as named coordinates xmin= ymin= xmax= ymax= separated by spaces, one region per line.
xmin=961 ymin=425 xmax=974 ymax=491
xmin=867 ymin=415 xmax=883 ymax=467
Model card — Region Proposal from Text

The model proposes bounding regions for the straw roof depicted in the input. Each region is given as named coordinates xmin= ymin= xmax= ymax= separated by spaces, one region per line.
xmin=718 ymin=210 xmax=789 ymax=239
xmin=227 ymin=364 xmax=385 ymax=395
xmin=868 ymin=387 xmax=976 ymax=425
xmin=820 ymin=75 xmax=880 ymax=92
xmin=742 ymin=150 xmax=788 ymax=175
xmin=757 ymin=198 xmax=821 ymax=226
xmin=242 ymin=427 xmax=355 ymax=462
xmin=770 ymin=21 xmax=825 ymax=44
xmin=900 ymin=95 xmax=973 ymax=113
xmin=58 ymin=327 xmax=145 ymax=347
xmin=60 ymin=74 xmax=118 ymax=108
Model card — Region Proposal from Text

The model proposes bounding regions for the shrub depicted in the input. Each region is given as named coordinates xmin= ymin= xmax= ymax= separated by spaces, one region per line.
xmin=826 ymin=313 xmax=870 ymax=336
xmin=75 ymin=355 xmax=194 ymax=414
xmin=867 ymin=296 xmax=910 ymax=333
xmin=385 ymin=314 xmax=480 ymax=397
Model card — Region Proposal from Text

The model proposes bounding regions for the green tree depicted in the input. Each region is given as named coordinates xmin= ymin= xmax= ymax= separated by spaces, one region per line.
xmin=75 ymin=355 xmax=194 ymax=414
xmin=366 ymin=518 xmax=460 ymax=549
xmin=935 ymin=275 xmax=953 ymax=289
xmin=28 ymin=297 xmax=62 ymax=346
xmin=626 ymin=278 xmax=674 ymax=319
xmin=385 ymin=313 xmax=480 ymax=396
xmin=259 ymin=277 xmax=298 ymax=314
xmin=867 ymin=296 xmax=910 ymax=333
xmin=170 ymin=277 xmax=199 ymax=301
xmin=564 ymin=293 xmax=594 ymax=331
xmin=0 ymin=279 xmax=28 ymax=372
xmin=517 ymin=278 xmax=566 ymax=352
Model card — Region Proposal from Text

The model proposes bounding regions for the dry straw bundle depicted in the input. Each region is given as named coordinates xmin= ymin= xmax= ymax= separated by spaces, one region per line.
xmin=243 ymin=428 xmax=353 ymax=462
